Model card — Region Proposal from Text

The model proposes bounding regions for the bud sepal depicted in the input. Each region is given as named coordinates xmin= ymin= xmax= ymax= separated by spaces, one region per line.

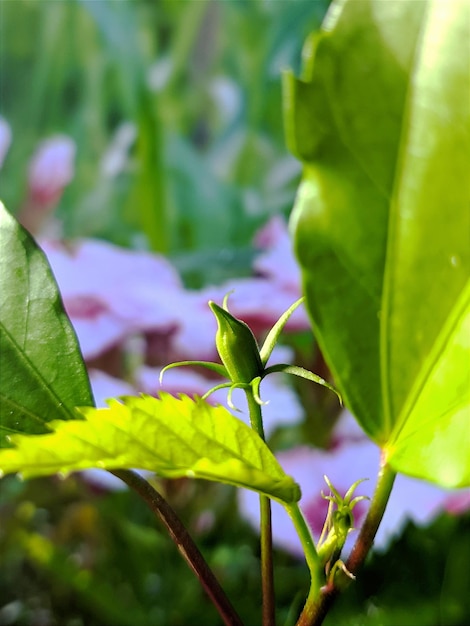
xmin=317 ymin=476 xmax=369 ymax=585
xmin=160 ymin=294 xmax=342 ymax=411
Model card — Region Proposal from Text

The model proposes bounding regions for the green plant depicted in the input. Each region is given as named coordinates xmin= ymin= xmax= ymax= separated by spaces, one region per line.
xmin=1 ymin=1 xmax=468 ymax=625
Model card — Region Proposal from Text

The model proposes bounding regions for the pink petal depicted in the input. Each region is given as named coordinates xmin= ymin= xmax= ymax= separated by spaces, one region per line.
xmin=40 ymin=238 xmax=186 ymax=358
xmin=88 ymin=369 xmax=137 ymax=407
xmin=0 ymin=116 xmax=12 ymax=169
xmin=254 ymin=215 xmax=288 ymax=249
xmin=443 ymin=490 xmax=470 ymax=515
xmin=28 ymin=136 xmax=75 ymax=207
xmin=64 ymin=296 xmax=129 ymax=360
xmin=253 ymin=216 xmax=301 ymax=292
xmin=198 ymin=278 xmax=309 ymax=336
xmin=167 ymin=291 xmax=219 ymax=362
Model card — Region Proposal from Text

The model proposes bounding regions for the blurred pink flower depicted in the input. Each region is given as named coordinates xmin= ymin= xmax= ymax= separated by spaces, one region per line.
xmin=89 ymin=368 xmax=137 ymax=407
xmin=253 ymin=215 xmax=302 ymax=293
xmin=161 ymin=280 xmax=310 ymax=366
xmin=238 ymin=410 xmax=470 ymax=557
xmin=0 ymin=116 xmax=12 ymax=169
xmin=40 ymin=238 xmax=183 ymax=360
xmin=164 ymin=290 xmax=219 ymax=363
xmin=166 ymin=212 xmax=309 ymax=358
xmin=165 ymin=215 xmax=308 ymax=356
xmin=195 ymin=277 xmax=309 ymax=339
xmin=39 ymin=215 xmax=309 ymax=373
xmin=210 ymin=215 xmax=309 ymax=334
xmin=27 ymin=136 xmax=76 ymax=209
xmin=443 ymin=490 xmax=470 ymax=515
xmin=19 ymin=136 xmax=76 ymax=235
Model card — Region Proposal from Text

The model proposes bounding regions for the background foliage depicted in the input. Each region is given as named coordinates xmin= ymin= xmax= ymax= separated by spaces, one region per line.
xmin=1 ymin=0 xmax=326 ymax=285
xmin=0 ymin=2 xmax=469 ymax=625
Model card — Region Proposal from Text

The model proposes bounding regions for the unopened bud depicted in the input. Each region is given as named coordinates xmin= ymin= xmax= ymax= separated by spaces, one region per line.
xmin=209 ymin=300 xmax=263 ymax=384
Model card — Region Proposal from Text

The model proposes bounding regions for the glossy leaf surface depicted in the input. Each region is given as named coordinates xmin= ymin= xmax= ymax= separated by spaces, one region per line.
xmin=0 ymin=393 xmax=301 ymax=504
xmin=286 ymin=0 xmax=470 ymax=486
xmin=0 ymin=203 xmax=93 ymax=448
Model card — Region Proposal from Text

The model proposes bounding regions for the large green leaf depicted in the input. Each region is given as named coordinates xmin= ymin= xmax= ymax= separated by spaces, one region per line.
xmin=0 ymin=393 xmax=301 ymax=504
xmin=286 ymin=0 xmax=470 ymax=486
xmin=0 ymin=203 xmax=93 ymax=448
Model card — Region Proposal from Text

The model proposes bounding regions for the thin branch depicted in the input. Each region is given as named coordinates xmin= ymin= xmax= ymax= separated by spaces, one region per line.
xmin=246 ymin=390 xmax=276 ymax=626
xmin=111 ymin=469 xmax=244 ymax=626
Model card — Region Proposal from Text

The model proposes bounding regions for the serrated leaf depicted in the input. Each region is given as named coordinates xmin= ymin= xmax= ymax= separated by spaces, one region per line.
xmin=0 ymin=203 xmax=93 ymax=448
xmin=287 ymin=0 xmax=470 ymax=486
xmin=0 ymin=393 xmax=301 ymax=504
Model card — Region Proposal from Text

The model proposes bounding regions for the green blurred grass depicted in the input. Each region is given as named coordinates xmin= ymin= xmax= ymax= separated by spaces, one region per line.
xmin=0 ymin=0 xmax=328 ymax=286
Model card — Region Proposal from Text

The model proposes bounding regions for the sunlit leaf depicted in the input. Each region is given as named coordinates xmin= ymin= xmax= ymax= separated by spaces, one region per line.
xmin=0 ymin=393 xmax=301 ymax=504
xmin=0 ymin=203 xmax=93 ymax=448
xmin=286 ymin=0 xmax=470 ymax=486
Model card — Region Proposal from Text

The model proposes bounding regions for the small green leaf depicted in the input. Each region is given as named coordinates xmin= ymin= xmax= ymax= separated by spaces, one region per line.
xmin=0 ymin=393 xmax=301 ymax=504
xmin=0 ymin=203 xmax=93 ymax=448
xmin=264 ymin=363 xmax=341 ymax=404
xmin=160 ymin=360 xmax=228 ymax=382
xmin=259 ymin=297 xmax=305 ymax=366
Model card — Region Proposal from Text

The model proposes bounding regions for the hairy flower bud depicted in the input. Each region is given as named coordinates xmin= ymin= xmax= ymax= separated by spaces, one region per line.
xmin=209 ymin=300 xmax=263 ymax=384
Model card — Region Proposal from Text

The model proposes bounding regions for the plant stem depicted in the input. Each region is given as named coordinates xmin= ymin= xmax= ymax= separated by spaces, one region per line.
xmin=295 ymin=457 xmax=396 ymax=626
xmin=347 ymin=459 xmax=396 ymax=573
xmin=245 ymin=390 xmax=276 ymax=626
xmin=282 ymin=501 xmax=322 ymax=626
xmin=285 ymin=502 xmax=320 ymax=587
xmin=111 ymin=469 xmax=244 ymax=626
xmin=260 ymin=494 xmax=276 ymax=626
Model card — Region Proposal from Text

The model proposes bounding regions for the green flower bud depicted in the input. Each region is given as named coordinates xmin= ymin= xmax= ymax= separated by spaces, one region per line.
xmin=317 ymin=525 xmax=339 ymax=567
xmin=331 ymin=508 xmax=354 ymax=543
xmin=209 ymin=300 xmax=264 ymax=384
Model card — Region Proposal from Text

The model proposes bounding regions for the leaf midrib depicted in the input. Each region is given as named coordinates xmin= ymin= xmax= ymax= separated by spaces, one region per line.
xmin=380 ymin=0 xmax=436 ymax=436
xmin=387 ymin=280 xmax=470 ymax=446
